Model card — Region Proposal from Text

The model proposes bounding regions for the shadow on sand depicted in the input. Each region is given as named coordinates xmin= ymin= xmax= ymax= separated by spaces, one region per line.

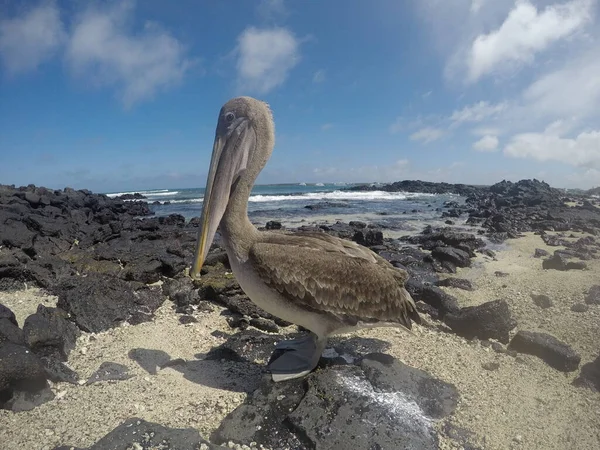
xmin=128 ymin=329 xmax=393 ymax=393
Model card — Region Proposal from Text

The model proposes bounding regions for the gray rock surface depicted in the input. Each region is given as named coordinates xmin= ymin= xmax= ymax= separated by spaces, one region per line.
xmin=213 ymin=352 xmax=458 ymax=450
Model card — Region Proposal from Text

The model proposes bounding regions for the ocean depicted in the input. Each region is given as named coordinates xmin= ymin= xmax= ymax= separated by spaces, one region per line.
xmin=105 ymin=184 xmax=462 ymax=237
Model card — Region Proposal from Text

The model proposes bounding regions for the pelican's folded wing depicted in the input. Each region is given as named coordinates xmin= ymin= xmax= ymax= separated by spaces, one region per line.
xmin=248 ymin=239 xmax=420 ymax=329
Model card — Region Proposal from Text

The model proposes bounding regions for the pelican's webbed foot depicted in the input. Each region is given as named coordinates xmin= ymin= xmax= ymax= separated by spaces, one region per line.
xmin=267 ymin=333 xmax=325 ymax=382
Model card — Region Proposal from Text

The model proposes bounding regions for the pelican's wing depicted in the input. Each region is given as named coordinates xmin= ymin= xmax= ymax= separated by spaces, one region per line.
xmin=248 ymin=234 xmax=420 ymax=329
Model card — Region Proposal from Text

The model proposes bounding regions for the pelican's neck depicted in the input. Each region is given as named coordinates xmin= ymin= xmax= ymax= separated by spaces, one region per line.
xmin=220 ymin=169 xmax=259 ymax=261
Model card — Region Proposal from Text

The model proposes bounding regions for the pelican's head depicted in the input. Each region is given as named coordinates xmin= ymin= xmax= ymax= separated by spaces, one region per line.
xmin=190 ymin=97 xmax=274 ymax=279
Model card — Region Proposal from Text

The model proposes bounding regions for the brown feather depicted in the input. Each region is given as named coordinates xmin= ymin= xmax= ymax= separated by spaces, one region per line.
xmin=248 ymin=231 xmax=420 ymax=331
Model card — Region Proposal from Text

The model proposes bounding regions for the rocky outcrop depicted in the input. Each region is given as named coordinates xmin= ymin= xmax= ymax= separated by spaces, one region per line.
xmin=347 ymin=180 xmax=483 ymax=197
xmin=213 ymin=352 xmax=459 ymax=450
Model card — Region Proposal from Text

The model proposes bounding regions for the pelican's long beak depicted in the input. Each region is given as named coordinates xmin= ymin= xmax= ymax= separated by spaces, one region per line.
xmin=190 ymin=119 xmax=253 ymax=279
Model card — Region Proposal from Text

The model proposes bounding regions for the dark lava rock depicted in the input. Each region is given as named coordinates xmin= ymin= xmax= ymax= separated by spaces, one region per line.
xmin=214 ymin=353 xmax=458 ymax=450
xmin=162 ymin=277 xmax=198 ymax=307
xmin=531 ymin=293 xmax=553 ymax=309
xmin=0 ymin=341 xmax=50 ymax=410
xmin=405 ymin=228 xmax=485 ymax=256
xmin=0 ymin=316 xmax=25 ymax=345
xmin=204 ymin=329 xmax=285 ymax=364
xmin=52 ymin=273 xmax=165 ymax=332
xmin=411 ymin=285 xmax=460 ymax=318
xmin=265 ymin=220 xmax=282 ymax=230
xmin=22 ymin=305 xmax=80 ymax=360
xmin=494 ymin=271 xmax=509 ymax=277
xmin=543 ymin=253 xmax=588 ymax=271
xmin=481 ymin=361 xmax=500 ymax=371
xmin=571 ymin=303 xmax=589 ymax=313
xmin=509 ymin=331 xmax=581 ymax=372
xmin=431 ymin=246 xmax=471 ymax=268
xmin=179 ymin=315 xmax=198 ymax=324
xmin=0 ymin=303 xmax=18 ymax=326
xmin=353 ymin=228 xmax=384 ymax=247
xmin=437 ymin=278 xmax=474 ymax=291
xmin=53 ymin=417 xmax=218 ymax=450
xmin=585 ymin=285 xmax=600 ymax=305
xmin=574 ymin=354 xmax=600 ymax=391
xmin=249 ymin=317 xmax=279 ymax=333
xmin=443 ymin=299 xmax=516 ymax=344
xmin=41 ymin=356 xmax=79 ymax=384
xmin=87 ymin=362 xmax=132 ymax=384
xmin=534 ymin=248 xmax=550 ymax=258
xmin=304 ymin=201 xmax=349 ymax=210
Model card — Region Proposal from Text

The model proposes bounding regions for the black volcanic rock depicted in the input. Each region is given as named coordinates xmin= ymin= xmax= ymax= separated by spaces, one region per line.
xmin=585 ymin=285 xmax=600 ymax=305
xmin=265 ymin=220 xmax=282 ymax=230
xmin=431 ymin=246 xmax=471 ymax=268
xmin=443 ymin=299 xmax=516 ymax=344
xmin=53 ymin=418 xmax=218 ymax=450
xmin=22 ymin=305 xmax=80 ymax=360
xmin=574 ymin=354 xmax=600 ymax=391
xmin=52 ymin=273 xmax=165 ymax=332
xmin=0 ymin=341 xmax=50 ymax=410
xmin=114 ymin=193 xmax=146 ymax=200
xmin=531 ymin=293 xmax=553 ymax=309
xmin=509 ymin=330 xmax=580 ymax=372
xmin=213 ymin=353 xmax=458 ymax=450
xmin=437 ymin=278 xmax=474 ymax=291
xmin=347 ymin=179 xmax=482 ymax=196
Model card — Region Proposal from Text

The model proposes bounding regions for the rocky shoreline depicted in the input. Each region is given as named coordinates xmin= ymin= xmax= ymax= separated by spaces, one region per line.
xmin=1 ymin=179 xmax=600 ymax=449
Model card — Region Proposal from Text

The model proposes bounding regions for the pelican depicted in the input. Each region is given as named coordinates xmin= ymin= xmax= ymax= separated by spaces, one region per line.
xmin=191 ymin=97 xmax=420 ymax=382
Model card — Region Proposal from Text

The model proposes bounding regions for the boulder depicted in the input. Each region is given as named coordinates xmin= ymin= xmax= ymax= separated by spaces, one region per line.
xmin=444 ymin=299 xmax=516 ymax=344
xmin=585 ymin=285 xmax=600 ymax=305
xmin=52 ymin=418 xmax=218 ymax=450
xmin=213 ymin=353 xmax=459 ymax=450
xmin=53 ymin=274 xmax=165 ymax=332
xmin=509 ymin=331 xmax=580 ymax=372
xmin=22 ymin=305 xmax=80 ymax=360
xmin=0 ymin=342 xmax=50 ymax=410
xmin=431 ymin=246 xmax=471 ymax=268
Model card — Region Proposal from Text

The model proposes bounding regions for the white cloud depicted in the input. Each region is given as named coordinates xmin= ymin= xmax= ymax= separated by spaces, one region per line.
xmin=471 ymin=0 xmax=486 ymax=14
xmin=522 ymin=48 xmax=600 ymax=120
xmin=473 ymin=134 xmax=499 ymax=151
xmin=257 ymin=0 xmax=289 ymax=22
xmin=468 ymin=0 xmax=593 ymax=82
xmin=65 ymin=1 xmax=192 ymax=108
xmin=313 ymin=69 xmax=326 ymax=83
xmin=410 ymin=127 xmax=445 ymax=143
xmin=321 ymin=123 xmax=333 ymax=131
xmin=504 ymin=125 xmax=600 ymax=168
xmin=450 ymin=101 xmax=507 ymax=124
xmin=236 ymin=27 xmax=300 ymax=94
xmin=0 ymin=2 xmax=66 ymax=75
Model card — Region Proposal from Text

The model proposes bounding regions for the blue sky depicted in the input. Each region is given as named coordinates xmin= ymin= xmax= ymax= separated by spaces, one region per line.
xmin=1 ymin=0 xmax=599 ymax=192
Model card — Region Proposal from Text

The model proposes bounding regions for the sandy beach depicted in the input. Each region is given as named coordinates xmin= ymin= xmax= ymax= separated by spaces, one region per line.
xmin=2 ymin=231 xmax=599 ymax=450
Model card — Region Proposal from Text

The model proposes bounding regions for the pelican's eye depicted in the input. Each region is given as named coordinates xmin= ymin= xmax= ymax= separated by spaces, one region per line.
xmin=225 ymin=112 xmax=235 ymax=123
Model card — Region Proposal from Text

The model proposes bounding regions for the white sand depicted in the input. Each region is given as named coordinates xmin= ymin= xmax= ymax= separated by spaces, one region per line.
xmin=1 ymin=232 xmax=599 ymax=449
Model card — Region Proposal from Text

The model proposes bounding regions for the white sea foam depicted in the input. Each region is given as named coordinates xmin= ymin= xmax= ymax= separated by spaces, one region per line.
xmin=247 ymin=190 xmax=434 ymax=202
xmin=144 ymin=191 xmax=179 ymax=197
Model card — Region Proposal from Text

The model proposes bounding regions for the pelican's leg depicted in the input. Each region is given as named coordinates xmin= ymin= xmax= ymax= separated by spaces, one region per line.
xmin=267 ymin=333 xmax=327 ymax=382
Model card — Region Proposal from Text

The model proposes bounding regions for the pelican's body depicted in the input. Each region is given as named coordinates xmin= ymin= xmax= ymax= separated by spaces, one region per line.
xmin=192 ymin=97 xmax=420 ymax=381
